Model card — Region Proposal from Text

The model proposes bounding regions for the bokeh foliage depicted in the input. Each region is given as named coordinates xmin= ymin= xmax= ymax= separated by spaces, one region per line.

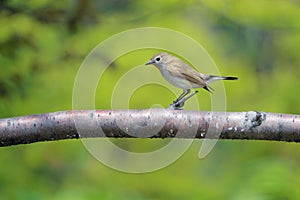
xmin=1 ymin=0 xmax=300 ymax=199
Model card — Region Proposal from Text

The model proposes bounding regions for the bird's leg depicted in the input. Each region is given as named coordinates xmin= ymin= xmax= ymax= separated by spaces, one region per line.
xmin=169 ymin=89 xmax=189 ymax=110
xmin=174 ymin=91 xmax=199 ymax=109
xmin=173 ymin=89 xmax=190 ymax=103
xmin=169 ymin=90 xmax=199 ymax=110
xmin=178 ymin=90 xmax=199 ymax=105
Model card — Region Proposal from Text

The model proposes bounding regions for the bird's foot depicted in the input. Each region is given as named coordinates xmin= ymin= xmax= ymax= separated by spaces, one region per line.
xmin=169 ymin=101 xmax=185 ymax=110
xmin=173 ymin=99 xmax=179 ymax=104
xmin=169 ymin=90 xmax=199 ymax=110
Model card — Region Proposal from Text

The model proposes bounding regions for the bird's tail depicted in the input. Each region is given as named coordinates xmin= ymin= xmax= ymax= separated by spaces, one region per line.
xmin=205 ymin=75 xmax=238 ymax=84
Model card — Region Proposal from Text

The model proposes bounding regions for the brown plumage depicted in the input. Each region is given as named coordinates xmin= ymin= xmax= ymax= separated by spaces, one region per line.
xmin=145 ymin=52 xmax=238 ymax=109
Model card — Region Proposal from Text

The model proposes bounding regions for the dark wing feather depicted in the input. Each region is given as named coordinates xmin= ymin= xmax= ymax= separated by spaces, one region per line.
xmin=181 ymin=72 xmax=206 ymax=87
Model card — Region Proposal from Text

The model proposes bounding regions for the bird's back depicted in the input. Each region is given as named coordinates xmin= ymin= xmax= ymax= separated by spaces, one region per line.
xmin=163 ymin=57 xmax=207 ymax=89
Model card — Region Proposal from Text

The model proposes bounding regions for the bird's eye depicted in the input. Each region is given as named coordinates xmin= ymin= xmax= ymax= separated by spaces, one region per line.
xmin=155 ymin=57 xmax=161 ymax=62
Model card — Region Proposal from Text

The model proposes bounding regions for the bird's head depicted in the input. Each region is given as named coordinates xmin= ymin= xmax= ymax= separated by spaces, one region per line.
xmin=145 ymin=52 xmax=171 ymax=68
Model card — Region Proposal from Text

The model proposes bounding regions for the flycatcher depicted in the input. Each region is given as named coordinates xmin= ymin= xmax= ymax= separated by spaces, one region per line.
xmin=145 ymin=52 xmax=238 ymax=109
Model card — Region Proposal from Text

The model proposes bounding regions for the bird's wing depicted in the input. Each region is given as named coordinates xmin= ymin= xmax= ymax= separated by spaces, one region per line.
xmin=181 ymin=71 xmax=206 ymax=87
xmin=167 ymin=59 xmax=207 ymax=87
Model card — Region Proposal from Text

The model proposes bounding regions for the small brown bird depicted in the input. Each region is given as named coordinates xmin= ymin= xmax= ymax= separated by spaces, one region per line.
xmin=145 ymin=52 xmax=238 ymax=109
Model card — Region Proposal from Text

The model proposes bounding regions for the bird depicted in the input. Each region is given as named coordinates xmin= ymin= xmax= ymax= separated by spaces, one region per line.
xmin=145 ymin=52 xmax=238 ymax=109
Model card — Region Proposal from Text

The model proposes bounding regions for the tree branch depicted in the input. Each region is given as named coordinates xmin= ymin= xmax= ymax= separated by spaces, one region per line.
xmin=0 ymin=109 xmax=299 ymax=147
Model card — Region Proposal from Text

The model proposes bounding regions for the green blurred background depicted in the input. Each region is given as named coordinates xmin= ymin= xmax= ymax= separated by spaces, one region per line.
xmin=1 ymin=0 xmax=300 ymax=199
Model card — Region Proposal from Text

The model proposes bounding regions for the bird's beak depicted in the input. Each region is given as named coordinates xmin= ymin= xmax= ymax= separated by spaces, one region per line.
xmin=145 ymin=60 xmax=154 ymax=65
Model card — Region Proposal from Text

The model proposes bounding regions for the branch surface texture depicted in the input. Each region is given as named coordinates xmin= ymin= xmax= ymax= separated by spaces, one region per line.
xmin=0 ymin=109 xmax=299 ymax=147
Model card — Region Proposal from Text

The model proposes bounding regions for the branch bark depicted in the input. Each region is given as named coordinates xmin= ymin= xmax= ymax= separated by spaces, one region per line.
xmin=0 ymin=109 xmax=299 ymax=147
